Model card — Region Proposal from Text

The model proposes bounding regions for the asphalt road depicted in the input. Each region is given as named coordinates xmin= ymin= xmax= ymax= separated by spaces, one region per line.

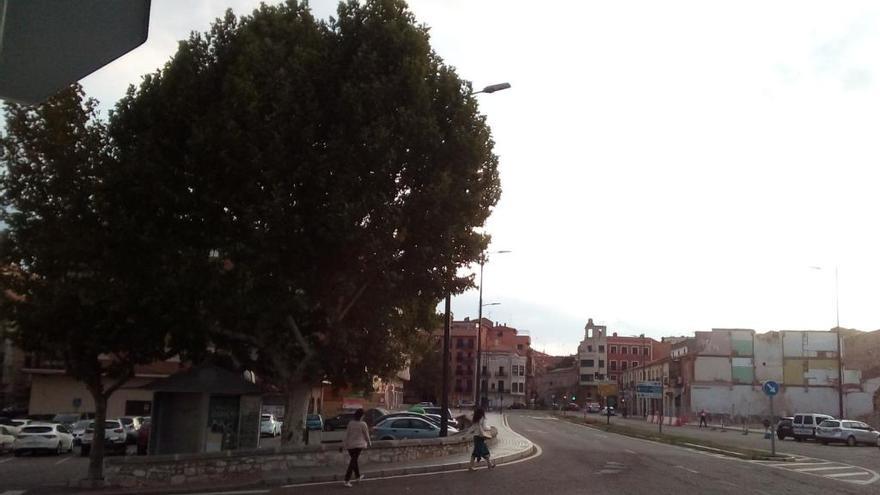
xmin=268 ymin=412 xmax=877 ymax=495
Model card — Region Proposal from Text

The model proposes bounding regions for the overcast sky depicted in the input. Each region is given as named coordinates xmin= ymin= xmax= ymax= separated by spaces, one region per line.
xmin=76 ymin=0 xmax=880 ymax=355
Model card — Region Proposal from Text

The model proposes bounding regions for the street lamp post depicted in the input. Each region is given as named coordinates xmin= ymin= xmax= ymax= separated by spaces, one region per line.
xmin=810 ymin=265 xmax=844 ymax=418
xmin=474 ymin=250 xmax=511 ymax=408
xmin=440 ymin=81 xmax=510 ymax=434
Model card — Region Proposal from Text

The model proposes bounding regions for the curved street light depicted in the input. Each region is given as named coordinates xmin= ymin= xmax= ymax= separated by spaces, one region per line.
xmin=471 ymin=82 xmax=511 ymax=96
xmin=475 ymin=250 xmax=512 ymax=407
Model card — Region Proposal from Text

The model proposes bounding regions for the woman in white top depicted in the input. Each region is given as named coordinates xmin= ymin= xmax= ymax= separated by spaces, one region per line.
xmin=468 ymin=407 xmax=496 ymax=471
xmin=342 ymin=408 xmax=371 ymax=487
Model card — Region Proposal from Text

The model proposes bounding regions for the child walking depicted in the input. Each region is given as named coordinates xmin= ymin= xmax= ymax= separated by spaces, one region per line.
xmin=468 ymin=407 xmax=496 ymax=471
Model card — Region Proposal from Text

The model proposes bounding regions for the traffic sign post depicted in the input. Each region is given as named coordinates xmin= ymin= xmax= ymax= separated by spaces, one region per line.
xmin=762 ymin=380 xmax=779 ymax=456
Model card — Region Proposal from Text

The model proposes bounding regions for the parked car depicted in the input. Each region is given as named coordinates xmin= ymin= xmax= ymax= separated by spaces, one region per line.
xmin=13 ymin=423 xmax=74 ymax=456
xmin=363 ymin=408 xmax=390 ymax=427
xmin=52 ymin=412 xmax=93 ymax=428
xmin=80 ymin=419 xmax=127 ymax=456
xmin=260 ymin=414 xmax=282 ymax=437
xmin=70 ymin=419 xmax=92 ymax=446
xmin=422 ymin=407 xmax=459 ymax=428
xmin=372 ymin=417 xmax=457 ymax=440
xmin=0 ymin=425 xmax=16 ymax=453
xmin=776 ymin=417 xmax=794 ymax=440
xmin=599 ymin=407 xmax=617 ymax=416
xmin=792 ymin=413 xmax=835 ymax=441
xmin=118 ymin=416 xmax=144 ymax=444
xmin=376 ymin=412 xmax=441 ymax=427
xmin=509 ymin=402 xmax=527 ymax=410
xmin=457 ymin=400 xmax=476 ymax=409
xmin=324 ymin=412 xmax=357 ymax=431
xmin=816 ymin=419 xmax=880 ymax=446
xmin=306 ymin=414 xmax=324 ymax=431
xmin=137 ymin=422 xmax=151 ymax=455
xmin=586 ymin=402 xmax=601 ymax=413
xmin=565 ymin=402 xmax=580 ymax=411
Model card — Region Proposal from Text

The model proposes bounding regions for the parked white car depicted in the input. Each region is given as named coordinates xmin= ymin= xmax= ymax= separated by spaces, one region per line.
xmin=13 ymin=423 xmax=74 ymax=456
xmin=70 ymin=419 xmax=92 ymax=445
xmin=816 ymin=419 xmax=880 ymax=446
xmin=0 ymin=425 xmax=16 ymax=453
xmin=80 ymin=419 xmax=127 ymax=456
xmin=260 ymin=414 xmax=282 ymax=437
xmin=792 ymin=413 xmax=835 ymax=441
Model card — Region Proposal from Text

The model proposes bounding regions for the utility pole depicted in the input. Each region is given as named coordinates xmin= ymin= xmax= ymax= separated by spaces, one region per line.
xmin=440 ymin=294 xmax=451 ymax=437
xmin=475 ymin=261 xmax=484 ymax=408
xmin=835 ymin=266 xmax=844 ymax=419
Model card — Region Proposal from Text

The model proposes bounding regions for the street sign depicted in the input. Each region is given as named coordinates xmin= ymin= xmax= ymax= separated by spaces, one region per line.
xmin=636 ymin=381 xmax=662 ymax=399
xmin=0 ymin=0 xmax=152 ymax=104
xmin=762 ymin=380 xmax=779 ymax=396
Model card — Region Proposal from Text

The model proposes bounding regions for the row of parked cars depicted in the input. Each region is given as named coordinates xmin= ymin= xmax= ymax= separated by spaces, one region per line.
xmin=305 ymin=403 xmax=464 ymax=440
xmin=0 ymin=414 xmax=150 ymax=456
xmin=775 ymin=412 xmax=880 ymax=447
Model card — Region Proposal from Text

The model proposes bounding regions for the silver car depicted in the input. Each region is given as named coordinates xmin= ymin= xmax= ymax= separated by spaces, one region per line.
xmin=816 ymin=419 xmax=880 ymax=446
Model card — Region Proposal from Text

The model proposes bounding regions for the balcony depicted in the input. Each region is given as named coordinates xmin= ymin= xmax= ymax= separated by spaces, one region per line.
xmin=495 ymin=371 xmax=508 ymax=377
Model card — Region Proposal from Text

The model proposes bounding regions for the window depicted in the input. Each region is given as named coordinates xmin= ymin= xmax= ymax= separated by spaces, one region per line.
xmin=610 ymin=375 xmax=617 ymax=381
xmin=587 ymin=345 xmax=593 ymax=352
xmin=581 ymin=374 xmax=594 ymax=382
xmin=632 ymin=361 xmax=639 ymax=368
xmin=499 ymin=366 xmax=505 ymax=376
xmin=598 ymin=345 xmax=605 ymax=352
xmin=456 ymin=338 xmax=463 ymax=348
xmin=582 ymin=359 xmax=595 ymax=367
xmin=595 ymin=373 xmax=605 ymax=380
xmin=631 ymin=347 xmax=638 ymax=355
xmin=491 ymin=382 xmax=496 ymax=391
xmin=610 ymin=345 xmax=617 ymax=354
xmin=497 ymin=331 xmax=503 ymax=337
xmin=804 ymin=416 xmax=814 ymax=425
xmin=610 ymin=361 xmax=617 ymax=371
xmin=498 ymin=380 xmax=505 ymax=392
xmin=621 ymin=347 xmax=628 ymax=355
xmin=517 ymin=344 xmax=523 ymax=350
xmin=598 ymin=360 xmax=605 ymax=368
xmin=622 ymin=362 xmax=628 ymax=370
xmin=124 ymin=400 xmax=152 ymax=416
xmin=466 ymin=379 xmax=473 ymax=392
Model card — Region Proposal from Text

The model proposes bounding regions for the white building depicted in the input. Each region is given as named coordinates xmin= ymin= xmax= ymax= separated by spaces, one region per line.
xmin=483 ymin=351 xmax=527 ymax=409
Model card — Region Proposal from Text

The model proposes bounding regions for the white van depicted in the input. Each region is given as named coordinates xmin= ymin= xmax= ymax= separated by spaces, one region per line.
xmin=792 ymin=413 xmax=835 ymax=441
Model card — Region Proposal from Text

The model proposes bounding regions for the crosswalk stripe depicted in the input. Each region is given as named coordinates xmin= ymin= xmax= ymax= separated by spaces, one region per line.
xmin=766 ymin=462 xmax=831 ymax=467
xmin=0 ymin=458 xmax=14 ymax=464
xmin=825 ymin=472 xmax=872 ymax=478
xmin=1 ymin=490 xmax=26 ymax=495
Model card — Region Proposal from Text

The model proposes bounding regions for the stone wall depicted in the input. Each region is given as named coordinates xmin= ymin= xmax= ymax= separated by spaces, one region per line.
xmin=104 ymin=433 xmax=480 ymax=488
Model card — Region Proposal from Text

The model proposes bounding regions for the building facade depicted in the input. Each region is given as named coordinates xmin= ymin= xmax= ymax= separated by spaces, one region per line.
xmin=621 ymin=328 xmax=871 ymax=424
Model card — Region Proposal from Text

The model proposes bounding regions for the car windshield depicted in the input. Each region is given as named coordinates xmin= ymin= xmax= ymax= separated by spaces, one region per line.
xmin=261 ymin=415 xmax=272 ymax=421
xmin=73 ymin=420 xmax=91 ymax=429
xmin=307 ymin=415 xmax=320 ymax=420
xmin=22 ymin=426 xmax=52 ymax=434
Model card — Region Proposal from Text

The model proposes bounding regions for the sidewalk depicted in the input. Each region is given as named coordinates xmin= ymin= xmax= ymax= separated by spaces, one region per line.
xmin=584 ymin=414 xmax=781 ymax=453
xmin=71 ymin=413 xmax=536 ymax=494
xmin=265 ymin=412 xmax=535 ymax=485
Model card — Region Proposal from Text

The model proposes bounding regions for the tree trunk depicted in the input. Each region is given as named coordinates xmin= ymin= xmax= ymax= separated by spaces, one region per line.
xmin=88 ymin=389 xmax=108 ymax=481
xmin=279 ymin=380 xmax=312 ymax=446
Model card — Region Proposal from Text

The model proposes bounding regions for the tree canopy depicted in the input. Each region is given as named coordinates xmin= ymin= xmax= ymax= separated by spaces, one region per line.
xmin=112 ymin=0 xmax=500 ymax=442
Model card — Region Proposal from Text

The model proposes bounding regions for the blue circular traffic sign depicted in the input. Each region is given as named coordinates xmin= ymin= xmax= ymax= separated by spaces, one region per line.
xmin=762 ymin=381 xmax=779 ymax=396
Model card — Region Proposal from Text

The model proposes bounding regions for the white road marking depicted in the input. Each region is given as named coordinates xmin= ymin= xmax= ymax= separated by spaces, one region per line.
xmin=825 ymin=472 xmax=874 ymax=478
xmin=625 ymin=449 xmax=637 ymax=454
xmin=764 ymin=461 xmax=832 ymax=467
xmin=55 ymin=456 xmax=72 ymax=465
xmin=1 ymin=491 xmax=26 ymax=495
xmin=675 ymin=465 xmax=699 ymax=474
xmin=0 ymin=457 xmax=15 ymax=464
xmin=171 ymin=490 xmax=268 ymax=495
xmin=596 ymin=469 xmax=622 ymax=474
xmin=795 ymin=466 xmax=858 ymax=472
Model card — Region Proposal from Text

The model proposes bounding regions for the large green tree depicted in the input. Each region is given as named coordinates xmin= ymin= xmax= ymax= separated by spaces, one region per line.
xmin=112 ymin=0 xmax=500 ymax=444
xmin=0 ymin=86 xmax=207 ymax=480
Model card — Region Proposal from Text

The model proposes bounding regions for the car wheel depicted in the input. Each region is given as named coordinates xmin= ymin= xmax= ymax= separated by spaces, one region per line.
xmin=847 ymin=436 xmax=856 ymax=447
xmin=795 ymin=437 xmax=803 ymax=442
xmin=777 ymin=432 xmax=785 ymax=440
xmin=55 ymin=443 xmax=62 ymax=456
xmin=820 ymin=440 xmax=828 ymax=445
